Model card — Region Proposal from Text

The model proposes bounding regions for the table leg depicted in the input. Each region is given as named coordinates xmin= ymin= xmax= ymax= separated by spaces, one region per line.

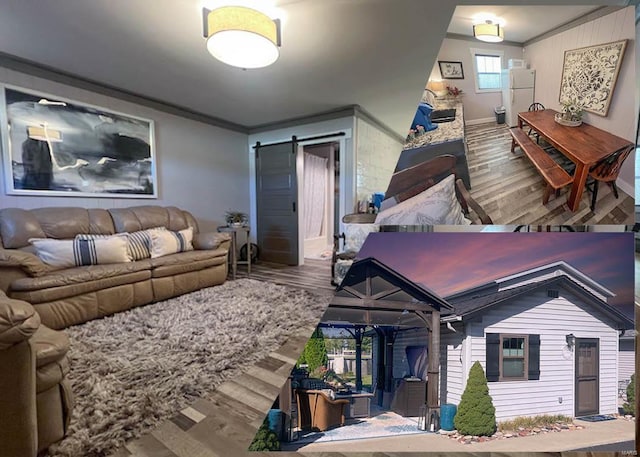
xmin=231 ymin=232 xmax=237 ymax=280
xmin=247 ymin=229 xmax=251 ymax=276
xmin=567 ymin=163 xmax=589 ymax=212
xmin=518 ymin=117 xmax=523 ymax=129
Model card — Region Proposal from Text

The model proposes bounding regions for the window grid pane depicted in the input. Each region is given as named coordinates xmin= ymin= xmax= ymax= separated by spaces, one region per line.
xmin=475 ymin=54 xmax=502 ymax=90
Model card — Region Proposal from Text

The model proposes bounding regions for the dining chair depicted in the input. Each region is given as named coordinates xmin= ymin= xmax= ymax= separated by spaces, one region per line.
xmin=527 ymin=102 xmax=545 ymax=144
xmin=586 ymin=144 xmax=634 ymax=211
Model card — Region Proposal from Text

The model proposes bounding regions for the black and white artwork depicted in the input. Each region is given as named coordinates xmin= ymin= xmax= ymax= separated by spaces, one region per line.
xmin=559 ymin=40 xmax=627 ymax=117
xmin=1 ymin=86 xmax=156 ymax=197
xmin=438 ymin=61 xmax=464 ymax=79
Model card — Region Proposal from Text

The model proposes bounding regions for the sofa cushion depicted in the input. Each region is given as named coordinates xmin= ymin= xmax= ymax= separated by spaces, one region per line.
xmin=150 ymin=249 xmax=228 ymax=278
xmin=149 ymin=227 xmax=194 ymax=258
xmin=0 ymin=208 xmax=46 ymax=249
xmin=32 ymin=208 xmax=91 ymax=240
xmin=375 ymin=174 xmax=472 ymax=225
xmin=29 ymin=236 xmax=131 ymax=268
xmin=0 ymin=249 xmax=50 ymax=277
xmin=10 ymin=261 xmax=151 ymax=293
xmin=108 ymin=206 xmax=191 ymax=233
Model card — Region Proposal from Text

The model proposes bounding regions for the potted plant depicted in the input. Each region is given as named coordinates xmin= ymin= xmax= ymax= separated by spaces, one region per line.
xmin=225 ymin=210 xmax=248 ymax=227
xmin=555 ymin=99 xmax=583 ymax=127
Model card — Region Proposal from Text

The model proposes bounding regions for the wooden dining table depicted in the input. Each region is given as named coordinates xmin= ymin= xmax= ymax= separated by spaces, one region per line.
xmin=517 ymin=109 xmax=633 ymax=212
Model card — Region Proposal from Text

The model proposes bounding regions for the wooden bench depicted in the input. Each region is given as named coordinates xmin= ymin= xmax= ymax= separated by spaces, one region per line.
xmin=509 ymin=128 xmax=573 ymax=204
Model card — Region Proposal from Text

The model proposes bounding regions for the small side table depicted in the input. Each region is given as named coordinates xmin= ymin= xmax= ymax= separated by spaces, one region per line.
xmin=217 ymin=225 xmax=251 ymax=280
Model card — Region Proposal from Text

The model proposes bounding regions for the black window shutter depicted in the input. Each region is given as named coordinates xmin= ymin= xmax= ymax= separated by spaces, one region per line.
xmin=486 ymin=333 xmax=500 ymax=382
xmin=528 ymin=334 xmax=540 ymax=380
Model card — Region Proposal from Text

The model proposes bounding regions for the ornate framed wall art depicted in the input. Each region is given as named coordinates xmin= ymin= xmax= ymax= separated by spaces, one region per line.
xmin=558 ymin=39 xmax=627 ymax=117
xmin=1 ymin=86 xmax=157 ymax=198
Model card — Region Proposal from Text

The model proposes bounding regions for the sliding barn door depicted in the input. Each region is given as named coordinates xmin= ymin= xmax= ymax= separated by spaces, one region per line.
xmin=255 ymin=140 xmax=299 ymax=265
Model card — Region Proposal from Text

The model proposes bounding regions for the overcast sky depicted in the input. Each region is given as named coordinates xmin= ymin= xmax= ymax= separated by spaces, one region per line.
xmin=357 ymin=232 xmax=635 ymax=319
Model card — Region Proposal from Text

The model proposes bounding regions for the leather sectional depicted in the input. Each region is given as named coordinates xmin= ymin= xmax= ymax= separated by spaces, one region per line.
xmin=0 ymin=205 xmax=231 ymax=456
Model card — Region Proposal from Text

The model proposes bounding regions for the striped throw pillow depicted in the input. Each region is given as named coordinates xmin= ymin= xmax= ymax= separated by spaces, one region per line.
xmin=29 ymin=236 xmax=131 ymax=268
xmin=77 ymin=227 xmax=166 ymax=261
xmin=149 ymin=227 xmax=194 ymax=258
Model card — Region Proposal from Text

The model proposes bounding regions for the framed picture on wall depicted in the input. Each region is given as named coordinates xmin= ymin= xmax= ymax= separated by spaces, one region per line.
xmin=559 ymin=40 xmax=627 ymax=116
xmin=438 ymin=61 xmax=464 ymax=79
xmin=0 ymin=85 xmax=157 ymax=198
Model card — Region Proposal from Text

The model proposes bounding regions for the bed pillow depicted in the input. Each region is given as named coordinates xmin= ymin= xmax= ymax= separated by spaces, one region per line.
xmin=374 ymin=174 xmax=472 ymax=226
xmin=343 ymin=223 xmax=379 ymax=253
xmin=29 ymin=235 xmax=131 ymax=268
xmin=149 ymin=227 xmax=194 ymax=258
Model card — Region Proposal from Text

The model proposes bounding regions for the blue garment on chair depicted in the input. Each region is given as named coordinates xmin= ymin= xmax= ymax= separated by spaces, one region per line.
xmin=411 ymin=103 xmax=438 ymax=132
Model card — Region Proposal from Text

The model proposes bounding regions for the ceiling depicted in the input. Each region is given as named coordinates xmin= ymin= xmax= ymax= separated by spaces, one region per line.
xmin=447 ymin=5 xmax=604 ymax=44
xmin=0 ymin=0 xmax=630 ymax=136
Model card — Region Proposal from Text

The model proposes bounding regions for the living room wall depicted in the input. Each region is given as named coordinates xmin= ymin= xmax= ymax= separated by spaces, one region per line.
xmin=524 ymin=6 xmax=636 ymax=195
xmin=0 ymin=66 xmax=250 ymax=231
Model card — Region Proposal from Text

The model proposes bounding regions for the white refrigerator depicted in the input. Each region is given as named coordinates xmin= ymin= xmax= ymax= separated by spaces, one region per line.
xmin=501 ymin=68 xmax=535 ymax=127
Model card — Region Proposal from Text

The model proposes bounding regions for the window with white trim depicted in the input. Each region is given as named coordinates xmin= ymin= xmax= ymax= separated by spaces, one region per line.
xmin=470 ymin=48 xmax=504 ymax=93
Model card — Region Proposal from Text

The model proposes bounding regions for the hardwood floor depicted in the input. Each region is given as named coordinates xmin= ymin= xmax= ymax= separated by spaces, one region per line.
xmin=235 ymin=257 xmax=334 ymax=294
xmin=465 ymin=122 xmax=634 ymax=225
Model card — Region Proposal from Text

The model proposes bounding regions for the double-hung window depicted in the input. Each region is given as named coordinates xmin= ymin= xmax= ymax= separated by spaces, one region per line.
xmin=470 ymin=48 xmax=503 ymax=93
xmin=486 ymin=333 xmax=540 ymax=382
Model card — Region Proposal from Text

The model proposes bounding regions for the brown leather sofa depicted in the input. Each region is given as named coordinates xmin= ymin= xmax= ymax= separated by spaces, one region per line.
xmin=0 ymin=205 xmax=231 ymax=329
xmin=0 ymin=290 xmax=73 ymax=456
xmin=0 ymin=205 xmax=231 ymax=455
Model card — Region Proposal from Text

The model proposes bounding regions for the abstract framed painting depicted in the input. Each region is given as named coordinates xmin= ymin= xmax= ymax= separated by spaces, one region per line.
xmin=0 ymin=85 xmax=157 ymax=198
xmin=559 ymin=39 xmax=627 ymax=117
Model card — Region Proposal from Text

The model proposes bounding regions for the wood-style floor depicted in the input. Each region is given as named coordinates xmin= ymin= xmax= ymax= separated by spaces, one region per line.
xmin=235 ymin=257 xmax=335 ymax=294
xmin=108 ymin=259 xmax=333 ymax=457
xmin=466 ymin=123 xmax=635 ymax=225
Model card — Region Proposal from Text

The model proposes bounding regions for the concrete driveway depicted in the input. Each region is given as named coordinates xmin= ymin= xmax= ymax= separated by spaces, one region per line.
xmin=286 ymin=417 xmax=635 ymax=453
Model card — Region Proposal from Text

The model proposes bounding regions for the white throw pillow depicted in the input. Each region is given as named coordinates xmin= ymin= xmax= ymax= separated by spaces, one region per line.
xmin=343 ymin=223 xmax=380 ymax=253
xmin=375 ymin=174 xmax=472 ymax=226
xmin=30 ymin=235 xmax=131 ymax=268
xmin=149 ymin=227 xmax=194 ymax=258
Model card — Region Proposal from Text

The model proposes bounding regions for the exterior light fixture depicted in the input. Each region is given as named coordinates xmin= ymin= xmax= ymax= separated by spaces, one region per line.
xmin=202 ymin=6 xmax=281 ymax=69
xmin=473 ymin=20 xmax=504 ymax=43
xmin=565 ymin=333 xmax=575 ymax=348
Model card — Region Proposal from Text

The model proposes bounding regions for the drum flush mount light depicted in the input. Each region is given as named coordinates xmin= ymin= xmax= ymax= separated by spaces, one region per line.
xmin=473 ymin=19 xmax=504 ymax=43
xmin=202 ymin=6 xmax=281 ymax=69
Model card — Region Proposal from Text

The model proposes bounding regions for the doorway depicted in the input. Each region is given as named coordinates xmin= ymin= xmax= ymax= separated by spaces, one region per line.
xmin=575 ymin=338 xmax=599 ymax=417
xmin=301 ymin=142 xmax=339 ymax=260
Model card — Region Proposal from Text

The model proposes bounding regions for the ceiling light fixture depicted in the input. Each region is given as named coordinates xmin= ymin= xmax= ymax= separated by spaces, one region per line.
xmin=202 ymin=6 xmax=281 ymax=69
xmin=473 ymin=19 xmax=504 ymax=43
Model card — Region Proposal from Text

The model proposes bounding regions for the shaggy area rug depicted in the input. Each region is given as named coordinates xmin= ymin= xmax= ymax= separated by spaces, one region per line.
xmin=46 ymin=279 xmax=331 ymax=457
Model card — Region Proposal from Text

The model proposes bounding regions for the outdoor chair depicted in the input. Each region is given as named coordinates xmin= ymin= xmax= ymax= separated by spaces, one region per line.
xmin=586 ymin=144 xmax=634 ymax=211
xmin=294 ymin=389 xmax=349 ymax=432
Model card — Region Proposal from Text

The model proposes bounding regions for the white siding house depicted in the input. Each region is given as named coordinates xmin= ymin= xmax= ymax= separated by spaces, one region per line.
xmin=459 ymin=288 xmax=620 ymax=420
xmin=345 ymin=260 xmax=634 ymax=423
xmin=618 ymin=331 xmax=635 ymax=386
